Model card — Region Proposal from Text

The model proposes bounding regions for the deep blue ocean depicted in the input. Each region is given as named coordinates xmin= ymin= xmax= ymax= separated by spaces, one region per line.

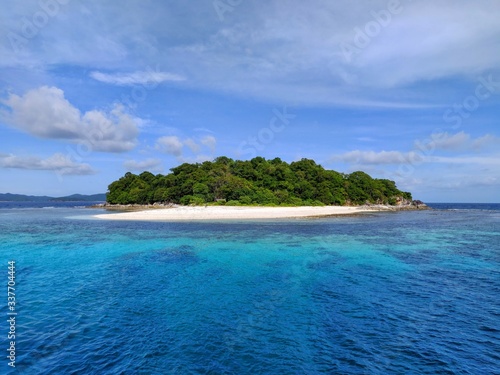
xmin=0 ymin=202 xmax=498 ymax=374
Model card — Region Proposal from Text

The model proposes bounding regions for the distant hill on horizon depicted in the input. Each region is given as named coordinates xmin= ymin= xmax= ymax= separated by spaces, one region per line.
xmin=0 ymin=193 xmax=107 ymax=202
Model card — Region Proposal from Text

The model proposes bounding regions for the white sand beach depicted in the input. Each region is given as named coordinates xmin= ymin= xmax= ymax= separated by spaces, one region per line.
xmin=93 ymin=205 xmax=385 ymax=221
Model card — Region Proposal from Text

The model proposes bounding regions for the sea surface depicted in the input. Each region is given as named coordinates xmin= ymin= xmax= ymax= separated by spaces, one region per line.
xmin=0 ymin=202 xmax=498 ymax=374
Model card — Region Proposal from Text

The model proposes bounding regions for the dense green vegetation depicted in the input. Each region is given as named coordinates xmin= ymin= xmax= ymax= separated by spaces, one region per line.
xmin=107 ymin=157 xmax=412 ymax=206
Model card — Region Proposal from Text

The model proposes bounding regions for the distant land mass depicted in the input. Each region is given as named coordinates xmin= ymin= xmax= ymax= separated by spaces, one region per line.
xmin=0 ymin=193 xmax=107 ymax=202
xmin=107 ymin=156 xmax=422 ymax=207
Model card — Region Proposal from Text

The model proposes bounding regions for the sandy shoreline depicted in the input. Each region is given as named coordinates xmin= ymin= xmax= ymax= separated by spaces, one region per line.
xmin=92 ymin=205 xmax=392 ymax=221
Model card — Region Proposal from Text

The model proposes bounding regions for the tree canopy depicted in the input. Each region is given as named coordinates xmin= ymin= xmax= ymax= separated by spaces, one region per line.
xmin=107 ymin=157 xmax=413 ymax=206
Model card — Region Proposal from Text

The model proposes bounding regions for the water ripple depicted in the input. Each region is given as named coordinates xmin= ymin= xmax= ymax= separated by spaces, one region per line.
xmin=2 ymin=207 xmax=498 ymax=374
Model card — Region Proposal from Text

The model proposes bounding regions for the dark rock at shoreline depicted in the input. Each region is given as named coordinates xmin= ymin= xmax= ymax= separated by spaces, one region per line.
xmin=412 ymin=200 xmax=428 ymax=209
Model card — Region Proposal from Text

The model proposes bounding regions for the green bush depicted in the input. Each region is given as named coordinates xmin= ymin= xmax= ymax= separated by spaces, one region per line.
xmin=189 ymin=196 xmax=205 ymax=205
xmin=107 ymin=158 xmax=414 ymax=207
xmin=180 ymin=195 xmax=194 ymax=205
xmin=239 ymin=195 xmax=252 ymax=205
xmin=286 ymin=197 xmax=304 ymax=206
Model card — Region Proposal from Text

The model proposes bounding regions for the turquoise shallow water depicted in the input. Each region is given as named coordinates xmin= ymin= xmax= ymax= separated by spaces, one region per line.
xmin=0 ymin=203 xmax=499 ymax=374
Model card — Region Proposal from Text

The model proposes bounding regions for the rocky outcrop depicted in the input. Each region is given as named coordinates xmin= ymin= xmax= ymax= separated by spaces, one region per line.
xmin=360 ymin=199 xmax=430 ymax=211
xmin=394 ymin=197 xmax=429 ymax=210
xmin=411 ymin=200 xmax=428 ymax=209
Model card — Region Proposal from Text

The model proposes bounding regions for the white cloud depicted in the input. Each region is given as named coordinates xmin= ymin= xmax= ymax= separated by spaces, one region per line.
xmin=0 ymin=153 xmax=95 ymax=175
xmin=193 ymin=127 xmax=215 ymax=134
xmin=330 ymin=150 xmax=500 ymax=167
xmin=417 ymin=132 xmax=500 ymax=152
xmin=155 ymin=135 xmax=217 ymax=161
xmin=123 ymin=158 xmax=163 ymax=172
xmin=471 ymin=134 xmax=500 ymax=151
xmin=180 ymin=154 xmax=214 ymax=164
xmin=156 ymin=136 xmax=184 ymax=156
xmin=1 ymin=86 xmax=139 ymax=152
xmin=200 ymin=135 xmax=216 ymax=153
xmin=165 ymin=0 xmax=500 ymax=105
xmin=331 ymin=134 xmax=500 ymax=168
xmin=90 ymin=70 xmax=185 ymax=86
xmin=408 ymin=170 xmax=500 ymax=192
xmin=426 ymin=132 xmax=471 ymax=151
xmin=184 ymin=138 xmax=201 ymax=153
xmin=330 ymin=150 xmax=412 ymax=165
xmin=428 ymin=155 xmax=500 ymax=166
xmin=3 ymin=1 xmax=500 ymax=107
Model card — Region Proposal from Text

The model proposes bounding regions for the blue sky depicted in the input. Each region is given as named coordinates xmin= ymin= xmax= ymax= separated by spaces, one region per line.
xmin=1 ymin=0 xmax=499 ymax=202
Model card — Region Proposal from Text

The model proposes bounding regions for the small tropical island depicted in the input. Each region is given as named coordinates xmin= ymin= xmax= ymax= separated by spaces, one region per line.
xmin=95 ymin=157 xmax=426 ymax=221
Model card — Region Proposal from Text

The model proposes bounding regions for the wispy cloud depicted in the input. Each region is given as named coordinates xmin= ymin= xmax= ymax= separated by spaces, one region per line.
xmin=428 ymin=155 xmax=500 ymax=166
xmin=0 ymin=153 xmax=95 ymax=175
xmin=155 ymin=135 xmax=217 ymax=162
xmin=200 ymin=135 xmax=217 ymax=153
xmin=3 ymin=1 xmax=499 ymax=107
xmin=123 ymin=158 xmax=163 ymax=173
xmin=1 ymin=1 xmax=499 ymax=200
xmin=331 ymin=134 xmax=500 ymax=167
xmin=156 ymin=136 xmax=184 ymax=157
xmin=184 ymin=138 xmax=201 ymax=153
xmin=330 ymin=150 xmax=412 ymax=165
xmin=421 ymin=131 xmax=500 ymax=152
xmin=89 ymin=70 xmax=185 ymax=86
